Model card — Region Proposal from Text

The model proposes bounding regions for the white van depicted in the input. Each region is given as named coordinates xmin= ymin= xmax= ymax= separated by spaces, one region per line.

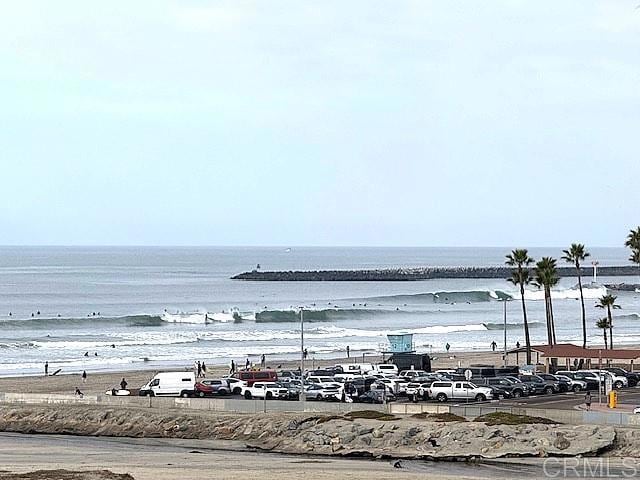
xmin=372 ymin=364 xmax=398 ymax=376
xmin=337 ymin=363 xmax=374 ymax=375
xmin=139 ymin=372 xmax=196 ymax=397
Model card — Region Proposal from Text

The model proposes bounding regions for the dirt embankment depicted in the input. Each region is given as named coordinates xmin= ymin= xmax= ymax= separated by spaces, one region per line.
xmin=0 ymin=404 xmax=625 ymax=459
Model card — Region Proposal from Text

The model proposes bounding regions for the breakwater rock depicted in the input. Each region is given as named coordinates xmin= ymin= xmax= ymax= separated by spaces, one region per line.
xmin=232 ymin=266 xmax=638 ymax=281
xmin=0 ymin=405 xmax=617 ymax=459
xmin=605 ymin=283 xmax=640 ymax=292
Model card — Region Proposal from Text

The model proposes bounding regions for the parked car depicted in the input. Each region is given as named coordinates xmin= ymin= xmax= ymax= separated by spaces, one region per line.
xmin=305 ymin=384 xmax=341 ymax=401
xmin=372 ymin=364 xmax=399 ymax=376
xmin=194 ymin=380 xmax=229 ymax=397
xmin=428 ymin=381 xmax=493 ymax=402
xmin=517 ymin=375 xmax=557 ymax=395
xmin=371 ymin=377 xmax=409 ymax=395
xmin=399 ymin=370 xmax=429 ymax=381
xmin=231 ymin=370 xmax=278 ymax=386
xmin=406 ymin=381 xmax=432 ymax=401
xmin=343 ymin=377 xmax=377 ymax=397
xmin=242 ymin=382 xmax=289 ymax=399
xmin=556 ymin=371 xmax=600 ymax=391
xmin=584 ymin=370 xmax=628 ymax=389
xmin=604 ymin=367 xmax=639 ymax=387
xmin=537 ymin=373 xmax=571 ymax=392
xmin=307 ymin=376 xmax=341 ymax=387
xmin=476 ymin=377 xmax=528 ymax=398
xmin=554 ymin=374 xmax=587 ymax=392
xmin=139 ymin=372 xmax=195 ymax=397
xmin=225 ymin=377 xmax=248 ymax=395
xmin=279 ymin=379 xmax=302 ymax=399
xmin=357 ymin=389 xmax=396 ymax=404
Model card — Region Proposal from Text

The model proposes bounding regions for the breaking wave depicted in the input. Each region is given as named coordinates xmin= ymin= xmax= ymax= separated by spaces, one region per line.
xmin=361 ymin=290 xmax=513 ymax=304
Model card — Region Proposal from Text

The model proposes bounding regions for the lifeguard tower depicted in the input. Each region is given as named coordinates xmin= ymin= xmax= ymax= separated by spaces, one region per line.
xmin=385 ymin=333 xmax=415 ymax=353
xmin=381 ymin=333 xmax=431 ymax=371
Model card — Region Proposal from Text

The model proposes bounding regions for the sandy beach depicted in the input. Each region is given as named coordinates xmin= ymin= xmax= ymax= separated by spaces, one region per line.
xmin=0 ymin=350 xmax=506 ymax=395
xmin=0 ymin=431 xmax=545 ymax=480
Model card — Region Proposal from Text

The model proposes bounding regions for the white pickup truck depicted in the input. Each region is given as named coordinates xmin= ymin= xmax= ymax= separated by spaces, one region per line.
xmin=242 ymin=382 xmax=289 ymax=400
xmin=428 ymin=380 xmax=493 ymax=402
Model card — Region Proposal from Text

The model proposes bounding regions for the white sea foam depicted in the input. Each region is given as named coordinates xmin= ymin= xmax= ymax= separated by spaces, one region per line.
xmin=522 ymin=285 xmax=608 ymax=301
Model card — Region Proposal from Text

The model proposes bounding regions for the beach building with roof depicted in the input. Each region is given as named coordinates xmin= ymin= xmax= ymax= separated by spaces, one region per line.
xmin=506 ymin=343 xmax=640 ymax=372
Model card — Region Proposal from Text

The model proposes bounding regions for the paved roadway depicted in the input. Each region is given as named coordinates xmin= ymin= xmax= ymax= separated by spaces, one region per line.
xmin=492 ymin=387 xmax=640 ymax=411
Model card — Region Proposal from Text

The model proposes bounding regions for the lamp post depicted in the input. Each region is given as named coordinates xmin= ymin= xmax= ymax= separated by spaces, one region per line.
xmin=503 ymin=298 xmax=508 ymax=368
xmin=299 ymin=307 xmax=305 ymax=410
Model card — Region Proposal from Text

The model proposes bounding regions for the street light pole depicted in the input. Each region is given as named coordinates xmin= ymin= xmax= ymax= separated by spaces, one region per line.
xmin=503 ymin=299 xmax=508 ymax=368
xmin=300 ymin=307 xmax=305 ymax=410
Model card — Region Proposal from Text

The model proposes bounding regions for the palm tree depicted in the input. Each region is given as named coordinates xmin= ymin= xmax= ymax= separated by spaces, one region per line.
xmin=626 ymin=227 xmax=640 ymax=278
xmin=562 ymin=244 xmax=590 ymax=348
xmin=596 ymin=317 xmax=610 ymax=350
xmin=596 ymin=294 xmax=621 ymax=349
xmin=534 ymin=257 xmax=560 ymax=345
xmin=625 ymin=227 xmax=640 ymax=250
xmin=506 ymin=249 xmax=534 ymax=364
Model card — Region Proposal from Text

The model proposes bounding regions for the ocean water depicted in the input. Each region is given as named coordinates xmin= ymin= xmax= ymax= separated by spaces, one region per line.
xmin=0 ymin=246 xmax=638 ymax=376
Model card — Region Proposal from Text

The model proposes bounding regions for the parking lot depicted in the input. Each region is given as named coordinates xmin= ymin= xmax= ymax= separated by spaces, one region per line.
xmin=488 ymin=386 xmax=640 ymax=411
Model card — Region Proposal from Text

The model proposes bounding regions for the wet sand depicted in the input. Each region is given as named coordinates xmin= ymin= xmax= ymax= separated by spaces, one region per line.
xmin=0 ymin=432 xmax=544 ymax=480
xmin=0 ymin=350 xmax=506 ymax=395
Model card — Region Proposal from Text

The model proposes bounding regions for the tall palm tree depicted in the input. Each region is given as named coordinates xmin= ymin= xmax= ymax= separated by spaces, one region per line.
xmin=626 ymin=227 xmax=640 ymax=278
xmin=534 ymin=257 xmax=560 ymax=345
xmin=625 ymin=227 xmax=640 ymax=250
xmin=596 ymin=294 xmax=621 ymax=349
xmin=562 ymin=244 xmax=590 ymax=348
xmin=596 ymin=317 xmax=609 ymax=350
xmin=506 ymin=249 xmax=534 ymax=364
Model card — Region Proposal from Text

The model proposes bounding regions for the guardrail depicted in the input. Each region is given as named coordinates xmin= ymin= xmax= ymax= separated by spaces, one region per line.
xmin=0 ymin=392 xmax=387 ymax=414
xmin=1 ymin=393 xmax=638 ymax=426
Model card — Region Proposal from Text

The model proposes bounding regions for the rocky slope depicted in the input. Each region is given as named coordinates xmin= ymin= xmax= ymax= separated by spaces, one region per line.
xmin=0 ymin=405 xmax=620 ymax=459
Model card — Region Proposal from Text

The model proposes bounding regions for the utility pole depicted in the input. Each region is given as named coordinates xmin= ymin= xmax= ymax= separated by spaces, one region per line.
xmin=503 ymin=299 xmax=508 ymax=368
xmin=300 ymin=307 xmax=305 ymax=411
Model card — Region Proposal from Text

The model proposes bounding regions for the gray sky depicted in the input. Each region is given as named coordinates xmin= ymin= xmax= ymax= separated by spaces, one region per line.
xmin=1 ymin=1 xmax=638 ymax=246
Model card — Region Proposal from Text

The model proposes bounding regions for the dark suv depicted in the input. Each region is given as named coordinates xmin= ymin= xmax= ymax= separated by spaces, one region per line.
xmin=478 ymin=377 xmax=528 ymax=398
xmin=517 ymin=375 xmax=557 ymax=395
xmin=556 ymin=371 xmax=600 ymax=391
xmin=605 ymin=367 xmax=640 ymax=387
xmin=537 ymin=373 xmax=571 ymax=392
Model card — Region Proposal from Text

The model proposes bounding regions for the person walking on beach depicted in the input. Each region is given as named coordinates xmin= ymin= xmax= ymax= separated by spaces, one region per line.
xmin=445 ymin=343 xmax=451 ymax=353
xmin=230 ymin=359 xmax=235 ymax=374
xmin=491 ymin=341 xmax=497 ymax=352
xmin=516 ymin=341 xmax=521 ymax=349
xmin=81 ymin=370 xmax=87 ymax=383
xmin=120 ymin=378 xmax=128 ymax=390
xmin=196 ymin=361 xmax=202 ymax=378
xmin=201 ymin=361 xmax=207 ymax=377
xmin=260 ymin=354 xmax=266 ymax=368
xmin=585 ymin=391 xmax=592 ymax=411
xmin=303 ymin=348 xmax=308 ymax=360
xmin=346 ymin=345 xmax=350 ymax=358
xmin=44 ymin=361 xmax=48 ymax=376
xmin=245 ymin=357 xmax=250 ymax=370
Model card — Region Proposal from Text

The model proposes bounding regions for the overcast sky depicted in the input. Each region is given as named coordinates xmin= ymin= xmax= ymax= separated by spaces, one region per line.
xmin=1 ymin=1 xmax=638 ymax=247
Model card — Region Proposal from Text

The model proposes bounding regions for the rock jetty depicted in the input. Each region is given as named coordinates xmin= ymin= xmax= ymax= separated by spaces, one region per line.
xmin=232 ymin=266 xmax=637 ymax=281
